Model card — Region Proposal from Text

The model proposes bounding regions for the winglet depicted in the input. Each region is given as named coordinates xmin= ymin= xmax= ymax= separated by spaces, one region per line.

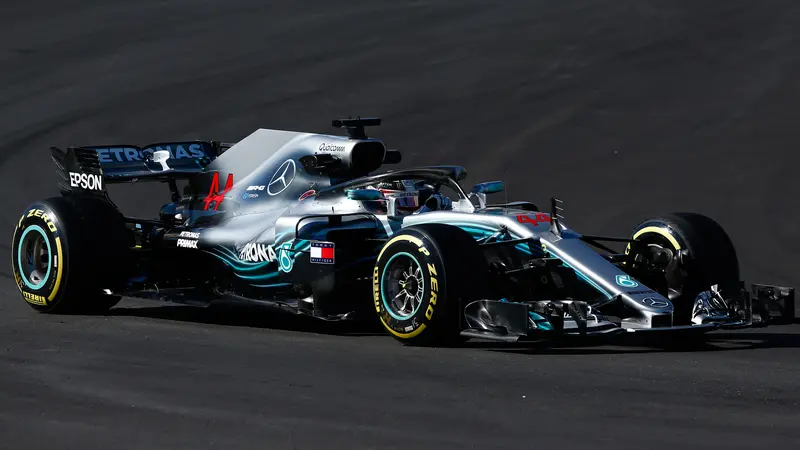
xmin=550 ymin=197 xmax=563 ymax=237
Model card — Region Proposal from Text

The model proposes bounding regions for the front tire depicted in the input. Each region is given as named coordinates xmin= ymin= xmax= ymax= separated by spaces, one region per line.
xmin=626 ymin=212 xmax=740 ymax=325
xmin=373 ymin=224 xmax=489 ymax=346
xmin=11 ymin=196 xmax=130 ymax=314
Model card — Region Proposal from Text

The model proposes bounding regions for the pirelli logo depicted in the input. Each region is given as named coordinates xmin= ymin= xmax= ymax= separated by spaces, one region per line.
xmin=23 ymin=291 xmax=47 ymax=305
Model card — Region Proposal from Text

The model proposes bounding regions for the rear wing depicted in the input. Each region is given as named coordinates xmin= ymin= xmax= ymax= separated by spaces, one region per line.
xmin=50 ymin=141 xmax=233 ymax=198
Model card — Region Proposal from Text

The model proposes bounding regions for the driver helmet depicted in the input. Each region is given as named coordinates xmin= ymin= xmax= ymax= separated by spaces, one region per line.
xmin=376 ymin=180 xmax=420 ymax=213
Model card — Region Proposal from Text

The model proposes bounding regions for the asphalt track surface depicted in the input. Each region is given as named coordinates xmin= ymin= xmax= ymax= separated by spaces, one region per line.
xmin=2 ymin=1 xmax=800 ymax=449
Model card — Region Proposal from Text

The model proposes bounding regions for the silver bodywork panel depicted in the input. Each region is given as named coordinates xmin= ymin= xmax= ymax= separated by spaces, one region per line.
xmin=162 ymin=126 xmax=675 ymax=330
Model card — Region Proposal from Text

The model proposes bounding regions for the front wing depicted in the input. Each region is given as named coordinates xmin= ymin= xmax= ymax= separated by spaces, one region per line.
xmin=459 ymin=283 xmax=795 ymax=344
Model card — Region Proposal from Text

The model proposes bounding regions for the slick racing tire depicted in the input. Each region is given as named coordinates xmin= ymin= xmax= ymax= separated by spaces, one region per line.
xmin=11 ymin=196 xmax=130 ymax=314
xmin=373 ymin=224 xmax=489 ymax=347
xmin=626 ymin=212 xmax=740 ymax=325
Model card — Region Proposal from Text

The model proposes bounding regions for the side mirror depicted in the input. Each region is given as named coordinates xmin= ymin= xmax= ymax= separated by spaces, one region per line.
xmin=471 ymin=181 xmax=504 ymax=194
xmin=346 ymin=188 xmax=384 ymax=201
xmin=469 ymin=181 xmax=504 ymax=209
xmin=346 ymin=189 xmax=400 ymax=217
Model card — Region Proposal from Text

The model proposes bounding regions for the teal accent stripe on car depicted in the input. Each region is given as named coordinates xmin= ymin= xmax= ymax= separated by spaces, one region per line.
xmin=204 ymin=237 xmax=311 ymax=283
xmin=439 ymin=222 xmax=610 ymax=298
xmin=251 ymin=283 xmax=293 ymax=288
xmin=553 ymin=257 xmax=612 ymax=299
xmin=528 ymin=311 xmax=553 ymax=331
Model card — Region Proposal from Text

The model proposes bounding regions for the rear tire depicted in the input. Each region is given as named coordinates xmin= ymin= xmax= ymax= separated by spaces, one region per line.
xmin=626 ymin=212 xmax=740 ymax=325
xmin=11 ymin=196 xmax=131 ymax=314
xmin=373 ymin=224 xmax=489 ymax=346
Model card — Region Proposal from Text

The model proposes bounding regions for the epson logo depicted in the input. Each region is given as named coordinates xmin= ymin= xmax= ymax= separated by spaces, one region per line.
xmin=176 ymin=239 xmax=198 ymax=249
xmin=246 ymin=185 xmax=265 ymax=191
xmin=69 ymin=172 xmax=103 ymax=191
xmin=239 ymin=242 xmax=277 ymax=262
xmin=319 ymin=143 xmax=346 ymax=152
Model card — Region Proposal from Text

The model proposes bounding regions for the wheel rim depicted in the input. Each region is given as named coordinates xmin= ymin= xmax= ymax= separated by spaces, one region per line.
xmin=17 ymin=225 xmax=52 ymax=290
xmin=630 ymin=234 xmax=684 ymax=300
xmin=381 ymin=252 xmax=425 ymax=320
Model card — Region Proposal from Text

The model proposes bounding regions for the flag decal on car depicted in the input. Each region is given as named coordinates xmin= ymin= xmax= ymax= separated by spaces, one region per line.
xmin=310 ymin=241 xmax=335 ymax=264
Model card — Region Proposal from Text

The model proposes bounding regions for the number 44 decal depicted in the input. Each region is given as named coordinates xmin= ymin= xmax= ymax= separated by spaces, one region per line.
xmin=516 ymin=213 xmax=551 ymax=225
xmin=203 ymin=172 xmax=234 ymax=211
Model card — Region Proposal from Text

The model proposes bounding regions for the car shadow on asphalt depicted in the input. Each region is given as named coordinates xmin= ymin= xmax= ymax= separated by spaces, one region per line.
xmin=470 ymin=326 xmax=800 ymax=355
xmin=107 ymin=302 xmax=387 ymax=337
xmin=106 ymin=302 xmax=800 ymax=354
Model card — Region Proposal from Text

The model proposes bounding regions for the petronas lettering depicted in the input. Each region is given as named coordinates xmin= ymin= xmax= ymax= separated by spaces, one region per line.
xmin=239 ymin=243 xmax=278 ymax=262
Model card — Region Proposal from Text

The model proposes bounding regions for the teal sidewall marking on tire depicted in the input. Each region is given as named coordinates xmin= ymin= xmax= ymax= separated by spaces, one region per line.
xmin=381 ymin=251 xmax=425 ymax=321
xmin=17 ymin=225 xmax=52 ymax=291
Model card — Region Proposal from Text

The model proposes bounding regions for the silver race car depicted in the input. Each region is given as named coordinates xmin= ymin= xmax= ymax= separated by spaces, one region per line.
xmin=11 ymin=117 xmax=794 ymax=346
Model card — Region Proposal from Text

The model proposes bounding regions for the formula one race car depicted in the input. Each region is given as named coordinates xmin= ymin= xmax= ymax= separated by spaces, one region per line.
xmin=11 ymin=117 xmax=795 ymax=346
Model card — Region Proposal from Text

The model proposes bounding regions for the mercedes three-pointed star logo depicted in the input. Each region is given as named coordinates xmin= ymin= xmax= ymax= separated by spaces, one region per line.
xmin=641 ymin=297 xmax=670 ymax=308
xmin=267 ymin=159 xmax=296 ymax=196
